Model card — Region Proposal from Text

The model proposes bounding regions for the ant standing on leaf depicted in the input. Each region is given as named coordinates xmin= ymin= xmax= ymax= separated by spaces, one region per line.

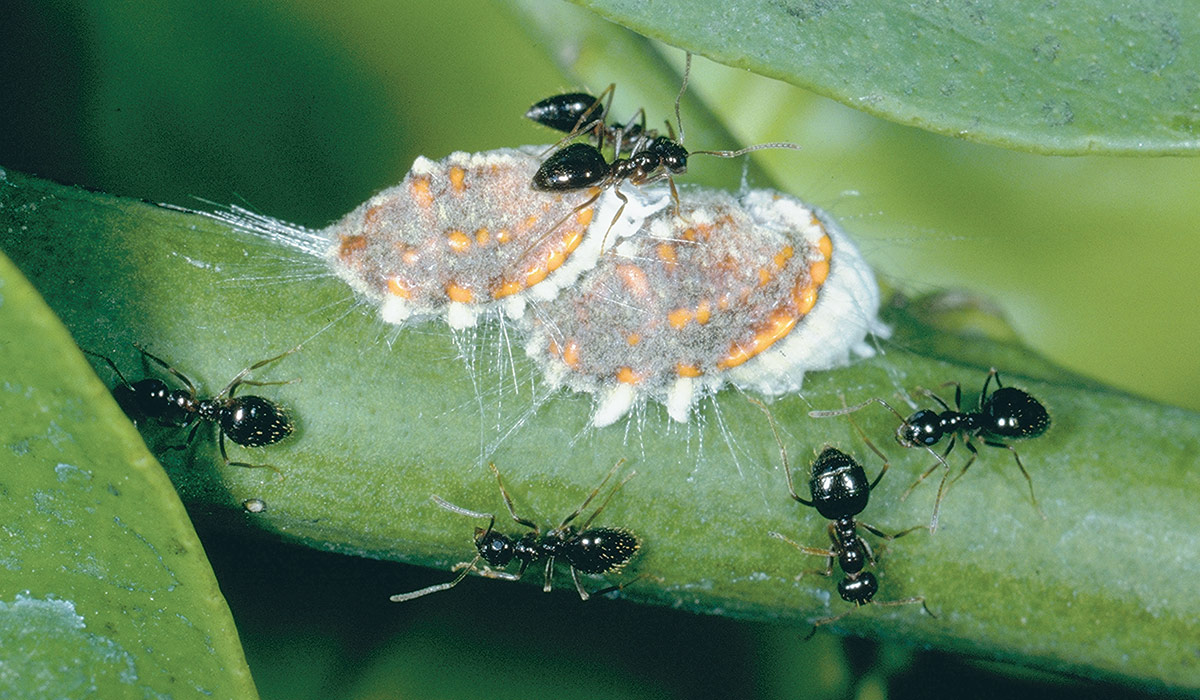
xmin=84 ymin=344 xmax=299 ymax=477
xmin=809 ymin=368 xmax=1051 ymax=530
xmin=749 ymin=397 xmax=933 ymax=638
xmin=391 ymin=460 xmax=640 ymax=602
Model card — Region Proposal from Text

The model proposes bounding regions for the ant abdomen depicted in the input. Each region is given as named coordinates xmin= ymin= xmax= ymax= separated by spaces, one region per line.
xmin=526 ymin=92 xmax=606 ymax=134
xmin=217 ymin=396 xmax=293 ymax=447
xmin=531 ymin=143 xmax=609 ymax=190
xmin=563 ymin=527 xmax=640 ymax=574
xmin=838 ymin=572 xmax=878 ymax=604
xmin=809 ymin=447 xmax=872 ymax=520
xmin=984 ymin=387 xmax=1050 ymax=438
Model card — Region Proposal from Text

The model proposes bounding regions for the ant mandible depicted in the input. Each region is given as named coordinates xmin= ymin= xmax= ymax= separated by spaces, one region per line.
xmin=750 ymin=397 xmax=932 ymax=638
xmin=810 ymin=368 xmax=1051 ymax=530
xmin=391 ymin=460 xmax=640 ymax=602
xmin=85 ymin=344 xmax=298 ymax=475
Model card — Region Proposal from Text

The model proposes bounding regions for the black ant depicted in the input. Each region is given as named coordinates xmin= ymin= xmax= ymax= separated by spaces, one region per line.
xmin=531 ymin=54 xmax=800 ymax=215
xmin=391 ymin=460 xmax=640 ymax=602
xmin=750 ymin=397 xmax=932 ymax=638
xmin=810 ymin=368 xmax=1051 ymax=529
xmin=84 ymin=344 xmax=298 ymax=475
xmin=525 ymin=84 xmax=656 ymax=158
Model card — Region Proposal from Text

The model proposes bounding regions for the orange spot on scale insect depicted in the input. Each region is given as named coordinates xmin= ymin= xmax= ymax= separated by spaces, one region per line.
xmin=626 ymin=333 xmax=641 ymax=346
xmin=562 ymin=340 xmax=581 ymax=369
xmin=448 ymin=166 xmax=467 ymax=193
xmin=446 ymin=283 xmax=474 ymax=303
xmin=338 ymin=234 xmax=367 ymax=258
xmin=810 ymin=260 xmax=830 ymax=287
xmin=446 ymin=229 xmax=472 ymax=253
xmin=794 ymin=283 xmax=819 ymax=315
xmin=386 ymin=276 xmax=412 ymax=299
xmin=616 ymin=264 xmax=651 ymax=298
xmin=773 ymin=245 xmax=794 ymax=270
xmin=656 ymin=243 xmax=678 ymax=265
xmin=717 ymin=310 xmax=802 ymax=369
xmin=818 ymin=234 xmax=833 ymax=260
xmin=475 ymin=228 xmax=490 ymax=245
xmin=667 ymin=308 xmax=693 ymax=330
xmin=616 ymin=366 xmax=646 ymax=385
xmin=676 ymin=363 xmax=703 ymax=378
xmin=695 ymin=300 xmax=712 ymax=325
xmin=410 ymin=176 xmax=434 ymax=208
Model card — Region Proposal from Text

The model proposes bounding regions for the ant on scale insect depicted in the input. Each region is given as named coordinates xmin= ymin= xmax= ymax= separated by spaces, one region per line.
xmin=85 ymin=344 xmax=298 ymax=476
xmin=750 ymin=397 xmax=932 ymax=637
xmin=524 ymin=53 xmax=802 ymax=250
xmin=391 ymin=460 xmax=640 ymax=602
xmin=810 ymin=368 xmax=1051 ymax=530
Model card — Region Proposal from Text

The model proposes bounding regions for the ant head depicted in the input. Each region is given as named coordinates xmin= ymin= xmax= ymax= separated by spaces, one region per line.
xmin=897 ymin=409 xmax=942 ymax=447
xmin=474 ymin=527 xmax=515 ymax=567
xmin=809 ymin=447 xmax=871 ymax=520
xmin=648 ymin=136 xmax=688 ymax=173
xmin=838 ymin=571 xmax=878 ymax=605
xmin=983 ymin=387 xmax=1050 ymax=439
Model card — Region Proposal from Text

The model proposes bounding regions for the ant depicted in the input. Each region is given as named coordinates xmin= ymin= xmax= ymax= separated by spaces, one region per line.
xmin=84 ymin=344 xmax=298 ymax=475
xmin=809 ymin=368 xmax=1051 ymax=529
xmin=525 ymin=84 xmax=656 ymax=158
xmin=750 ymin=397 xmax=932 ymax=638
xmin=531 ymin=54 xmax=800 ymax=215
xmin=523 ymin=53 xmax=801 ymax=257
xmin=391 ymin=460 xmax=640 ymax=602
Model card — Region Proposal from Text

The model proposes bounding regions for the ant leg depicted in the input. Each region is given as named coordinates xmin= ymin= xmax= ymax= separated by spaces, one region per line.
xmin=220 ymin=431 xmax=283 ymax=477
xmin=134 ymin=343 xmax=197 ymax=395
xmin=872 ymin=596 xmax=935 ymax=618
xmin=565 ymin=458 xmax=631 ymax=529
xmin=82 ymin=349 xmax=133 ymax=387
xmin=919 ymin=386 xmax=953 ymax=412
xmin=586 ymin=573 xmax=647 ymax=599
xmin=543 ymin=556 xmax=556 ymax=593
xmin=768 ymin=531 xmax=835 ymax=577
xmin=389 ymin=554 xmax=483 ymax=602
xmin=983 ymin=439 xmax=1047 ymax=520
xmin=161 ymin=420 xmax=203 ymax=454
xmin=487 ymin=463 xmax=539 ymax=531
xmin=516 ymin=188 xmax=604 ymax=264
xmin=859 ymin=522 xmax=930 ymax=542
xmin=833 ymin=394 xmax=892 ymax=491
xmin=747 ymin=396 xmax=812 ymax=506
xmin=220 ymin=344 xmax=303 ymax=397
xmin=979 ymin=368 xmax=1001 ymax=410
xmin=596 ymin=185 xmax=630 ymax=255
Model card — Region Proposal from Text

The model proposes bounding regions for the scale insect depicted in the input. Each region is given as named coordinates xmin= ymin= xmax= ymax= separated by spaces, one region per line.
xmin=390 ymin=460 xmax=640 ymax=602
xmin=85 ymin=345 xmax=298 ymax=475
xmin=752 ymin=398 xmax=932 ymax=637
xmin=810 ymin=368 xmax=1051 ymax=529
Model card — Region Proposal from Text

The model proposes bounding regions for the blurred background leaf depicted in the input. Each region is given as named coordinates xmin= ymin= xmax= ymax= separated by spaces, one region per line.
xmin=566 ymin=0 xmax=1200 ymax=154
xmin=2 ymin=1 xmax=1198 ymax=698
xmin=0 ymin=251 xmax=258 ymax=699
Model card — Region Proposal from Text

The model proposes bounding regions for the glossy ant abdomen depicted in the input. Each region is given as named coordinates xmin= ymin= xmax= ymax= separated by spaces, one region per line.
xmin=391 ymin=460 xmax=639 ymax=602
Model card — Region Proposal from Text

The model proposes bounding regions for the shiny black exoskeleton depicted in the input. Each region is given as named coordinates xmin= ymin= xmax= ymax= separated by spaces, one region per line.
xmin=531 ymin=136 xmax=689 ymax=192
xmin=752 ymin=398 xmax=930 ymax=635
xmin=809 ymin=368 xmax=1050 ymax=528
xmin=391 ymin=461 xmax=640 ymax=603
xmin=85 ymin=345 xmax=297 ymax=474
xmin=525 ymin=86 xmax=655 ymax=157
xmin=897 ymin=369 xmax=1049 ymax=522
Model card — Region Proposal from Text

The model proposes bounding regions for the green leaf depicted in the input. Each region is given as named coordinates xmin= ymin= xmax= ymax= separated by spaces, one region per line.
xmin=0 ymin=201 xmax=258 ymax=697
xmin=555 ymin=0 xmax=1200 ymax=154
xmin=2 ymin=166 xmax=1199 ymax=694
